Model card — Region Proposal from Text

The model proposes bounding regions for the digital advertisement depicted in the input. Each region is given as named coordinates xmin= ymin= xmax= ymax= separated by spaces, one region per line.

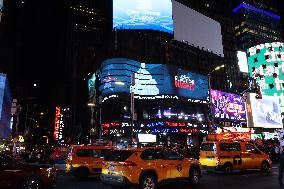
xmin=97 ymin=58 xmax=209 ymax=101
xmin=246 ymin=93 xmax=282 ymax=128
xmin=113 ymin=0 xmax=173 ymax=33
xmin=211 ymin=90 xmax=246 ymax=122
xmin=247 ymin=42 xmax=284 ymax=96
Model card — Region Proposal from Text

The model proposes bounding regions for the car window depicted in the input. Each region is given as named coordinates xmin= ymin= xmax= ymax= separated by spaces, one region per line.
xmin=76 ymin=149 xmax=91 ymax=157
xmin=200 ymin=143 xmax=215 ymax=151
xmin=162 ymin=149 xmax=182 ymax=160
xmin=104 ymin=150 xmax=134 ymax=161
xmin=220 ymin=143 xmax=241 ymax=151
xmin=91 ymin=149 xmax=112 ymax=158
xmin=140 ymin=149 xmax=164 ymax=160
xmin=245 ymin=144 xmax=259 ymax=153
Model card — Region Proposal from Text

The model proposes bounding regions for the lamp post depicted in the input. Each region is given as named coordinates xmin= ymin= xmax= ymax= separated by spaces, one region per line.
xmin=208 ymin=65 xmax=225 ymax=133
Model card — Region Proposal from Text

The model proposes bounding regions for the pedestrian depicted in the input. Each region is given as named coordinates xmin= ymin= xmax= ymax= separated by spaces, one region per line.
xmin=278 ymin=146 xmax=284 ymax=187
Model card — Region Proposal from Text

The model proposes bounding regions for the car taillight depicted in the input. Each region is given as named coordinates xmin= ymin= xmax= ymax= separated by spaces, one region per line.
xmin=118 ymin=161 xmax=136 ymax=166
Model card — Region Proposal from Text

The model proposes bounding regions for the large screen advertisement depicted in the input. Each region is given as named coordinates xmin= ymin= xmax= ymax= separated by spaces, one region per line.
xmin=113 ymin=0 xmax=173 ymax=33
xmin=97 ymin=58 xmax=208 ymax=101
xmin=173 ymin=1 xmax=223 ymax=57
xmin=247 ymin=42 xmax=284 ymax=96
xmin=246 ymin=93 xmax=282 ymax=128
xmin=237 ymin=51 xmax=248 ymax=73
xmin=211 ymin=90 xmax=246 ymax=122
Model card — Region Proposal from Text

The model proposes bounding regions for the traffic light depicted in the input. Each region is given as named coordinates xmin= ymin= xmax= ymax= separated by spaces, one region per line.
xmin=255 ymin=86 xmax=262 ymax=99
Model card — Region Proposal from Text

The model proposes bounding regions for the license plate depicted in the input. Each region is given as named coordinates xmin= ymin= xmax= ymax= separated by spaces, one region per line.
xmin=108 ymin=166 xmax=115 ymax=171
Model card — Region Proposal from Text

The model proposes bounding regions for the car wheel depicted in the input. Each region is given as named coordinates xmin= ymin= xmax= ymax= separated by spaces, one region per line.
xmin=189 ymin=167 xmax=200 ymax=185
xmin=224 ymin=163 xmax=233 ymax=174
xmin=261 ymin=161 xmax=270 ymax=173
xmin=139 ymin=175 xmax=157 ymax=189
xmin=18 ymin=177 xmax=43 ymax=189
xmin=75 ymin=167 xmax=89 ymax=179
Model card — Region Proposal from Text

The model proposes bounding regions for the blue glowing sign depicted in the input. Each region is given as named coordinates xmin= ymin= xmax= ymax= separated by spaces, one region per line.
xmin=98 ymin=58 xmax=208 ymax=101
xmin=113 ymin=0 xmax=173 ymax=33
xmin=232 ymin=3 xmax=280 ymax=20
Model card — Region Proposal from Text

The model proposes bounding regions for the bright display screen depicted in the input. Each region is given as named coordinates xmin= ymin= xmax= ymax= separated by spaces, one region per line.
xmin=247 ymin=42 xmax=284 ymax=96
xmin=0 ymin=74 xmax=6 ymax=119
xmin=237 ymin=51 xmax=248 ymax=73
xmin=113 ymin=0 xmax=173 ymax=33
xmin=211 ymin=90 xmax=246 ymax=122
xmin=98 ymin=58 xmax=208 ymax=101
xmin=247 ymin=93 xmax=282 ymax=128
xmin=138 ymin=133 xmax=156 ymax=143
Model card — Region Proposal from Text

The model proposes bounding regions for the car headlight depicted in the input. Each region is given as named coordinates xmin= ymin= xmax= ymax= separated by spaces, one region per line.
xmin=41 ymin=167 xmax=54 ymax=177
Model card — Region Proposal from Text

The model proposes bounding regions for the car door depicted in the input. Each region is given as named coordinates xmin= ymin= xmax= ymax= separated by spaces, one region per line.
xmin=162 ymin=149 xmax=187 ymax=179
xmin=140 ymin=149 xmax=169 ymax=182
xmin=243 ymin=144 xmax=262 ymax=169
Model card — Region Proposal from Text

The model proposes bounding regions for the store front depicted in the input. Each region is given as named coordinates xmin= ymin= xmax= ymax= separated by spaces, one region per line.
xmin=92 ymin=58 xmax=210 ymax=146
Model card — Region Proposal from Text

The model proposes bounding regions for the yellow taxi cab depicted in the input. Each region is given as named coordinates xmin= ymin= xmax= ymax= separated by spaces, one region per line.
xmin=100 ymin=147 xmax=202 ymax=189
xmin=199 ymin=141 xmax=272 ymax=174
xmin=66 ymin=145 xmax=113 ymax=178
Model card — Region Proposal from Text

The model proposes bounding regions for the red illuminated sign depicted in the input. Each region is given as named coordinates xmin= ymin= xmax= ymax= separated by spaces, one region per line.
xmin=165 ymin=122 xmax=186 ymax=127
xmin=54 ymin=107 xmax=61 ymax=140
xmin=102 ymin=122 xmax=120 ymax=128
xmin=174 ymin=75 xmax=195 ymax=90
xmin=179 ymin=128 xmax=199 ymax=133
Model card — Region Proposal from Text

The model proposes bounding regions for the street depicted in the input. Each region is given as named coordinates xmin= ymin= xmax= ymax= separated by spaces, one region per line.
xmin=56 ymin=166 xmax=280 ymax=189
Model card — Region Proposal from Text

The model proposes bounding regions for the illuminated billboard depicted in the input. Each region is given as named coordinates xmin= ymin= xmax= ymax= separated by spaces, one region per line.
xmin=247 ymin=42 xmax=284 ymax=96
xmin=113 ymin=0 xmax=173 ymax=33
xmin=237 ymin=51 xmax=248 ymax=73
xmin=173 ymin=0 xmax=223 ymax=57
xmin=98 ymin=58 xmax=208 ymax=101
xmin=246 ymin=93 xmax=282 ymax=128
xmin=211 ymin=90 xmax=246 ymax=122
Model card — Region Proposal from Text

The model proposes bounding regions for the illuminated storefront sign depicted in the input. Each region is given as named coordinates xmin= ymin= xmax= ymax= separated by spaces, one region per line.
xmin=113 ymin=0 xmax=173 ymax=33
xmin=53 ymin=107 xmax=67 ymax=143
xmin=208 ymin=132 xmax=251 ymax=141
xmin=247 ymin=42 xmax=284 ymax=96
xmin=246 ymin=93 xmax=282 ymax=128
xmin=54 ymin=107 xmax=61 ymax=140
xmin=211 ymin=90 xmax=246 ymax=122
xmin=97 ymin=58 xmax=208 ymax=101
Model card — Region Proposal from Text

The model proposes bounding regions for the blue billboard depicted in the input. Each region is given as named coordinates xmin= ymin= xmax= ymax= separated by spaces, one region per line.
xmin=97 ymin=58 xmax=208 ymax=101
xmin=113 ymin=0 xmax=173 ymax=34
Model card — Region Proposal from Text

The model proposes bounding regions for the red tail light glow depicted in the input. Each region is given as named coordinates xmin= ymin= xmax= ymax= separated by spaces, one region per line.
xmin=118 ymin=161 xmax=136 ymax=166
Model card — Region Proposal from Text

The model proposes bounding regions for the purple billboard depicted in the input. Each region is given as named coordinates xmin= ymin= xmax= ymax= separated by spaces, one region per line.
xmin=211 ymin=90 xmax=246 ymax=122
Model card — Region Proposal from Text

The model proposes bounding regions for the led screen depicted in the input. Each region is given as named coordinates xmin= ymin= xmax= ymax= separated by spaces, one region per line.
xmin=173 ymin=0 xmax=223 ymax=57
xmin=211 ymin=90 xmax=246 ymax=122
xmin=113 ymin=0 xmax=173 ymax=33
xmin=246 ymin=93 xmax=282 ymax=128
xmin=0 ymin=74 xmax=6 ymax=119
xmin=247 ymin=42 xmax=284 ymax=96
xmin=98 ymin=58 xmax=208 ymax=101
xmin=237 ymin=51 xmax=248 ymax=73
xmin=138 ymin=133 xmax=156 ymax=143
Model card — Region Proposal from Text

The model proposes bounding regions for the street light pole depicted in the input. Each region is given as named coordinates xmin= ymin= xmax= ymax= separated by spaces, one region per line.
xmin=131 ymin=73 xmax=135 ymax=144
xmin=208 ymin=65 xmax=225 ymax=134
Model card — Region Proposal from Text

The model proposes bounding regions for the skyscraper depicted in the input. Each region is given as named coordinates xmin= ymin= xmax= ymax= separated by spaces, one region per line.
xmin=232 ymin=1 xmax=282 ymax=51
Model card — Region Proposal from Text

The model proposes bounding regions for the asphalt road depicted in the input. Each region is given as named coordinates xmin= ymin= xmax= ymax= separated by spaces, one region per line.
xmin=56 ymin=166 xmax=281 ymax=189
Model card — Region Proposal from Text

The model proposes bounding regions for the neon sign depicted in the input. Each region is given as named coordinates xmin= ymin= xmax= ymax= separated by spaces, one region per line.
xmin=54 ymin=107 xmax=60 ymax=140
xmin=174 ymin=75 xmax=195 ymax=90
xmin=165 ymin=122 xmax=186 ymax=127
